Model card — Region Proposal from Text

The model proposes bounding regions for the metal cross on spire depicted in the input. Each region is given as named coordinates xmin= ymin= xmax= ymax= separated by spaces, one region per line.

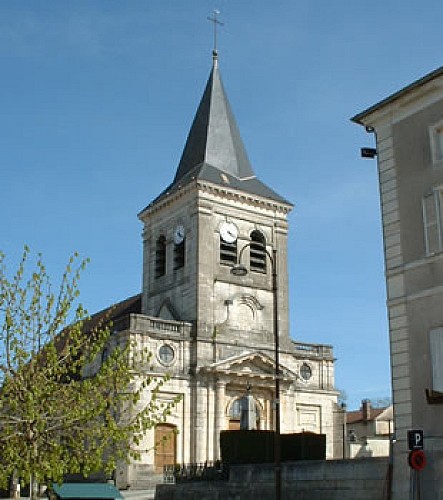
xmin=207 ymin=9 xmax=224 ymax=59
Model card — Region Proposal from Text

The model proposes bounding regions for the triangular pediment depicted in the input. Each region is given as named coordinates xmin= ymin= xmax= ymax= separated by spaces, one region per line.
xmin=200 ymin=351 xmax=297 ymax=381
xmin=157 ymin=298 xmax=179 ymax=321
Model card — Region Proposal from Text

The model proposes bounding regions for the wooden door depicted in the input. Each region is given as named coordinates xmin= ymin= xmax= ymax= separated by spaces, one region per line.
xmin=229 ymin=419 xmax=240 ymax=430
xmin=154 ymin=424 xmax=176 ymax=472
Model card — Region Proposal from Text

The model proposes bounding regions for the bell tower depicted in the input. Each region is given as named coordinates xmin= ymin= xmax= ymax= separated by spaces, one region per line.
xmin=132 ymin=50 xmax=338 ymax=470
xmin=138 ymin=51 xmax=293 ymax=349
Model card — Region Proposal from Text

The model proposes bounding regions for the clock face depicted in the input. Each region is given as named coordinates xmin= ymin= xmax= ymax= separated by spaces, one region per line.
xmin=174 ymin=225 xmax=185 ymax=244
xmin=220 ymin=222 xmax=238 ymax=243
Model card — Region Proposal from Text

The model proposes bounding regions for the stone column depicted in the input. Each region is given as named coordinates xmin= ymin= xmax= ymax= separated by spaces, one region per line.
xmin=214 ymin=379 xmax=226 ymax=460
xmin=194 ymin=380 xmax=208 ymax=463
xmin=189 ymin=378 xmax=198 ymax=463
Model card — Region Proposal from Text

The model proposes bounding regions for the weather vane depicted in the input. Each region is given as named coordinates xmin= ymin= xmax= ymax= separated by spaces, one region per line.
xmin=207 ymin=9 xmax=224 ymax=55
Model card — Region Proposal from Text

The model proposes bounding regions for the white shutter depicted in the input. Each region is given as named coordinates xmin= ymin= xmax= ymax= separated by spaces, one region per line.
xmin=430 ymin=328 xmax=443 ymax=392
xmin=423 ymin=191 xmax=441 ymax=254
xmin=437 ymin=129 xmax=443 ymax=161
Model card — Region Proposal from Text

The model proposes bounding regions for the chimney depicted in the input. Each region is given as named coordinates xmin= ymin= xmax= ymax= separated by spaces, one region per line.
xmin=362 ymin=399 xmax=371 ymax=421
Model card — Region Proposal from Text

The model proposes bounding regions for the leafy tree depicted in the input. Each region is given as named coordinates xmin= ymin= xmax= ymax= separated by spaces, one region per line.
xmin=0 ymin=247 xmax=179 ymax=496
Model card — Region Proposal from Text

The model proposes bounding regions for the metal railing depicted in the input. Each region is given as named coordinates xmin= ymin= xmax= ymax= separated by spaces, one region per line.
xmin=292 ymin=341 xmax=333 ymax=358
xmin=163 ymin=461 xmax=229 ymax=484
xmin=130 ymin=314 xmax=193 ymax=337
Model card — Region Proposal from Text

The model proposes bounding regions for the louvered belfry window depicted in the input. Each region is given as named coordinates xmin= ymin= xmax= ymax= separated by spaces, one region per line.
xmin=220 ymin=238 xmax=237 ymax=265
xmin=155 ymin=235 xmax=166 ymax=278
xmin=250 ymin=230 xmax=267 ymax=273
xmin=174 ymin=240 xmax=185 ymax=270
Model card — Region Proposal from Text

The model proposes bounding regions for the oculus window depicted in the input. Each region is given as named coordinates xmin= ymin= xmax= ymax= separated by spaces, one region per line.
xmin=158 ymin=344 xmax=175 ymax=365
xmin=300 ymin=363 xmax=312 ymax=381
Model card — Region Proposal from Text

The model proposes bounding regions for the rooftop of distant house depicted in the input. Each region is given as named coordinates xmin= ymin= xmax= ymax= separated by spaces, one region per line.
xmin=347 ymin=399 xmax=393 ymax=424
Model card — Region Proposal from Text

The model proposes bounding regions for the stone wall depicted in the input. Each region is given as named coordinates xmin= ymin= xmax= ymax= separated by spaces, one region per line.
xmin=155 ymin=457 xmax=389 ymax=500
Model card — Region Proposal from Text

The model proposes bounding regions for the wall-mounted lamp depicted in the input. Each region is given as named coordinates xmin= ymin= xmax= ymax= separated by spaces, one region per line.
xmin=361 ymin=147 xmax=377 ymax=159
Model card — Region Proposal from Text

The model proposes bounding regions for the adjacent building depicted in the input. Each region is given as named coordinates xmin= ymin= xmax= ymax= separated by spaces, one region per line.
xmin=353 ymin=67 xmax=443 ymax=499
xmin=347 ymin=400 xmax=393 ymax=459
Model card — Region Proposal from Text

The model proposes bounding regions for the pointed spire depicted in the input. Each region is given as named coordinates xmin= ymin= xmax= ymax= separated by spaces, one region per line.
xmin=173 ymin=55 xmax=255 ymax=183
xmin=139 ymin=52 xmax=291 ymax=213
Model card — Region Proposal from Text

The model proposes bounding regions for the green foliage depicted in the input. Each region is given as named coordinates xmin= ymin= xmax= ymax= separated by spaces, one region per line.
xmin=0 ymin=247 xmax=180 ymax=491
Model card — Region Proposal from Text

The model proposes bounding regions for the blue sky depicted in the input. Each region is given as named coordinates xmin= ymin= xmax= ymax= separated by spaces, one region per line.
xmin=1 ymin=1 xmax=442 ymax=409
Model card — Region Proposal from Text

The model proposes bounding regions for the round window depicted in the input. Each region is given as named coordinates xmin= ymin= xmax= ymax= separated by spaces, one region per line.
xmin=159 ymin=344 xmax=175 ymax=365
xmin=300 ymin=363 xmax=312 ymax=381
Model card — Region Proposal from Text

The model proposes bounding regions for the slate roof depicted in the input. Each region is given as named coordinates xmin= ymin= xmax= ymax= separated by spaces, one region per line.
xmin=175 ymin=55 xmax=254 ymax=183
xmin=141 ymin=54 xmax=291 ymax=212
xmin=33 ymin=295 xmax=142 ymax=371
xmin=78 ymin=294 xmax=141 ymax=336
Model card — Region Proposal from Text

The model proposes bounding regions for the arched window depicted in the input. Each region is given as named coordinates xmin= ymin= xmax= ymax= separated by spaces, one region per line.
xmin=174 ymin=239 xmax=185 ymax=270
xmin=228 ymin=397 xmax=261 ymax=430
xmin=229 ymin=398 xmax=243 ymax=420
xmin=250 ymin=230 xmax=266 ymax=273
xmin=155 ymin=235 xmax=166 ymax=278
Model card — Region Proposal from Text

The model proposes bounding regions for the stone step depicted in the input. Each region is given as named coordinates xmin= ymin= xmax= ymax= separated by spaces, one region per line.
xmin=129 ymin=475 xmax=163 ymax=489
xmin=120 ymin=489 xmax=156 ymax=500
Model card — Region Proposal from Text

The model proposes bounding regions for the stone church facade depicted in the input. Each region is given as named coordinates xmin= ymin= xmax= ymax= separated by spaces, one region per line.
xmin=112 ymin=52 xmax=340 ymax=489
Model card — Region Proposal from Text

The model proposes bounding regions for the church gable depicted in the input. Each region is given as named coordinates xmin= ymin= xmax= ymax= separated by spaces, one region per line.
xmin=200 ymin=351 xmax=297 ymax=381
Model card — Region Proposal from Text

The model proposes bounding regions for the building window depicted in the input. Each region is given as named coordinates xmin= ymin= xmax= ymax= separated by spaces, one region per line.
xmin=250 ymin=230 xmax=267 ymax=273
xmin=220 ymin=237 xmax=237 ymax=265
xmin=229 ymin=398 xmax=243 ymax=419
xmin=158 ymin=344 xmax=175 ymax=366
xmin=300 ymin=363 xmax=312 ymax=381
xmin=228 ymin=397 xmax=261 ymax=430
xmin=423 ymin=188 xmax=443 ymax=254
xmin=155 ymin=235 xmax=166 ymax=278
xmin=174 ymin=240 xmax=185 ymax=270
xmin=430 ymin=328 xmax=443 ymax=392
xmin=430 ymin=120 xmax=443 ymax=165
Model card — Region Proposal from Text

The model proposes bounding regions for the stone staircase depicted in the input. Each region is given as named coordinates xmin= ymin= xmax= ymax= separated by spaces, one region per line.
xmin=120 ymin=473 xmax=164 ymax=500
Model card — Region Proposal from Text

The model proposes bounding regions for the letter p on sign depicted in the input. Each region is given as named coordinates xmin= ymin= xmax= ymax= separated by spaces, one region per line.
xmin=408 ymin=429 xmax=424 ymax=450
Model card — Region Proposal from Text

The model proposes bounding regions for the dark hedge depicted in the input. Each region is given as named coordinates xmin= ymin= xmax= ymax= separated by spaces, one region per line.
xmin=220 ymin=431 xmax=326 ymax=464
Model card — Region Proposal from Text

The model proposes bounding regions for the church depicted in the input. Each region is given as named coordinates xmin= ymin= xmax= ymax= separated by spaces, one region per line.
xmin=107 ymin=50 xmax=340 ymax=489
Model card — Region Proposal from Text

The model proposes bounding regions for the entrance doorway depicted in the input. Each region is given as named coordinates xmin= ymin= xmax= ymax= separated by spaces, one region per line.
xmin=154 ymin=424 xmax=176 ymax=472
xmin=228 ymin=397 xmax=261 ymax=430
